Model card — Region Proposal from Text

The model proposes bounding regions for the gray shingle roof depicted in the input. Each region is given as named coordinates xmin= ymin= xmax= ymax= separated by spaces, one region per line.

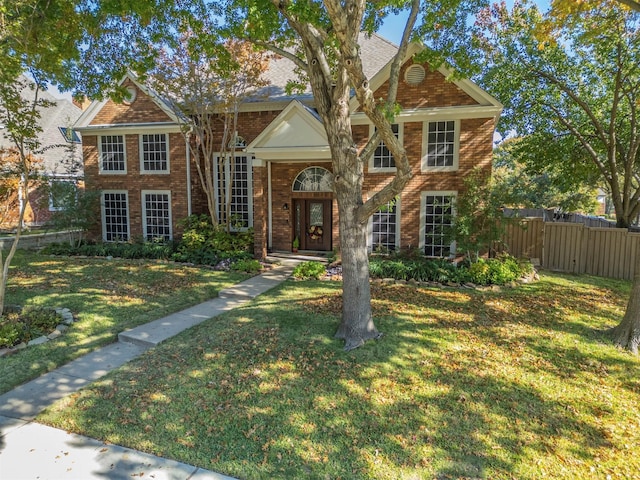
xmin=0 ymin=76 xmax=83 ymax=178
xmin=257 ymin=32 xmax=399 ymax=102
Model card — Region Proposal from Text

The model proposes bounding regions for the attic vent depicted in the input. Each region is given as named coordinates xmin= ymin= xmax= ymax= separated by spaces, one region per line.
xmin=405 ymin=65 xmax=425 ymax=86
xmin=122 ymin=86 xmax=137 ymax=105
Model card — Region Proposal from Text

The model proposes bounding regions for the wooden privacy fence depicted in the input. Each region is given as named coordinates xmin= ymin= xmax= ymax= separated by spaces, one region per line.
xmin=502 ymin=218 xmax=640 ymax=280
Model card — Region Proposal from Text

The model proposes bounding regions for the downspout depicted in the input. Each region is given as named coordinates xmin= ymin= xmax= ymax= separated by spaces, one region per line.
xmin=185 ymin=137 xmax=192 ymax=216
xmin=268 ymin=160 xmax=272 ymax=250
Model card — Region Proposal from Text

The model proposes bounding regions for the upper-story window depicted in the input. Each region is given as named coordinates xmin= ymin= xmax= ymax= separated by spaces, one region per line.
xmin=422 ymin=120 xmax=459 ymax=172
xmin=370 ymin=123 xmax=401 ymax=172
xmin=99 ymin=135 xmax=126 ymax=173
xmin=140 ymin=133 xmax=169 ymax=173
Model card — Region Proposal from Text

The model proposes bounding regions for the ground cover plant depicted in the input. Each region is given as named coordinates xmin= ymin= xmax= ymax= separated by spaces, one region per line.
xmin=0 ymin=305 xmax=63 ymax=348
xmin=368 ymin=253 xmax=533 ymax=285
xmin=39 ymin=272 xmax=640 ymax=479
xmin=0 ymin=249 xmax=251 ymax=394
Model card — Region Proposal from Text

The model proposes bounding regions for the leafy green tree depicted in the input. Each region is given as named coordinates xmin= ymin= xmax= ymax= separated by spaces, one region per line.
xmin=48 ymin=188 xmax=101 ymax=247
xmin=476 ymin=1 xmax=640 ymax=353
xmin=475 ymin=1 xmax=640 ymax=228
xmin=449 ymin=167 xmax=510 ymax=263
xmin=149 ymin=32 xmax=269 ymax=230
xmin=216 ymin=0 xmax=485 ymax=350
xmin=493 ymin=137 xmax=599 ymax=214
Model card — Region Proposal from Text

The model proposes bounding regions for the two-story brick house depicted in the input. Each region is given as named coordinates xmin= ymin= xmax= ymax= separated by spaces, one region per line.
xmin=74 ymin=34 xmax=502 ymax=259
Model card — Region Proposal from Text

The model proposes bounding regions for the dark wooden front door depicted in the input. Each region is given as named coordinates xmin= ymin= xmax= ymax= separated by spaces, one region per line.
xmin=294 ymin=199 xmax=332 ymax=251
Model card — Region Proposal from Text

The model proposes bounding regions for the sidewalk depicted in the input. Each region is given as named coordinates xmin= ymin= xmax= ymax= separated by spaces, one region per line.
xmin=0 ymin=257 xmax=300 ymax=480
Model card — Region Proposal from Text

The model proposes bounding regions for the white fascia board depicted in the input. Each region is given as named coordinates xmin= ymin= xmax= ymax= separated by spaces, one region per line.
xmin=75 ymin=123 xmax=183 ymax=135
xmin=246 ymin=100 xmax=327 ymax=151
xmin=350 ymin=105 xmax=503 ymax=125
xmin=237 ymin=99 xmax=316 ymax=113
xmin=248 ymin=146 xmax=332 ymax=161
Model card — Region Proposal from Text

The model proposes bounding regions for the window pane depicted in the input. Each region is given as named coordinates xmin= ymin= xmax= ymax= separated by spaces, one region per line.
xmin=424 ymin=194 xmax=453 ymax=257
xmin=142 ymin=134 xmax=168 ymax=171
xmin=101 ymin=135 xmax=125 ymax=171
xmin=143 ymin=192 xmax=171 ymax=240
xmin=103 ymin=192 xmax=129 ymax=241
xmin=426 ymin=121 xmax=455 ymax=168
xmin=310 ymin=203 xmax=323 ymax=226
xmin=217 ymin=155 xmax=252 ymax=230
xmin=373 ymin=124 xmax=399 ymax=169
xmin=372 ymin=200 xmax=397 ymax=252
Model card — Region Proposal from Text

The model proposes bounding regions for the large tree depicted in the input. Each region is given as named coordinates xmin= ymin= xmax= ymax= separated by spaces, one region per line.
xmin=0 ymin=0 xmax=84 ymax=314
xmin=476 ymin=1 xmax=640 ymax=353
xmin=149 ymin=32 xmax=270 ymax=229
xmin=215 ymin=0 xmax=484 ymax=349
xmin=476 ymin=1 xmax=640 ymax=229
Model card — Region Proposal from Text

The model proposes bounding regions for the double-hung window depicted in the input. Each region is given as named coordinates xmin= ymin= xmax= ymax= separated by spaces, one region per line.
xmin=140 ymin=133 xmax=169 ymax=173
xmin=49 ymin=179 xmax=77 ymax=211
xmin=421 ymin=191 xmax=456 ymax=257
xmin=370 ymin=124 xmax=401 ymax=172
xmin=99 ymin=135 xmax=126 ymax=173
xmin=422 ymin=120 xmax=459 ymax=172
xmin=215 ymin=154 xmax=253 ymax=230
xmin=102 ymin=191 xmax=129 ymax=241
xmin=370 ymin=198 xmax=399 ymax=253
xmin=142 ymin=191 xmax=172 ymax=241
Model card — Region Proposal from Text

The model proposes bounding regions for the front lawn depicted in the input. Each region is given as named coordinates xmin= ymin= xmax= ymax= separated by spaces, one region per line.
xmin=0 ymin=250 xmax=251 ymax=394
xmin=38 ymin=272 xmax=640 ymax=479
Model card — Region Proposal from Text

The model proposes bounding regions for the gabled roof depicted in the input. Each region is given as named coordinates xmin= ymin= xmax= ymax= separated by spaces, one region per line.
xmin=0 ymin=76 xmax=83 ymax=177
xmin=246 ymin=100 xmax=330 ymax=160
xmin=255 ymin=33 xmax=398 ymax=103
xmin=74 ymin=72 xmax=184 ymax=129
xmin=349 ymin=42 xmax=503 ymax=113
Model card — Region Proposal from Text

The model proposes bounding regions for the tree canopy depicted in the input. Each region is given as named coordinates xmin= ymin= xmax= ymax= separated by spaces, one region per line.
xmin=476 ymin=0 xmax=640 ymax=227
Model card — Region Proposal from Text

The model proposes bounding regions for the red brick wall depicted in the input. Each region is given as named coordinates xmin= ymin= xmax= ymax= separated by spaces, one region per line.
xmin=82 ymin=131 xmax=190 ymax=240
xmin=90 ymin=81 xmax=172 ymax=125
xmin=371 ymin=61 xmax=479 ymax=110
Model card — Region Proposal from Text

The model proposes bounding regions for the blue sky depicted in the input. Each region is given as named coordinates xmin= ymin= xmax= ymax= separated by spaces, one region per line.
xmin=378 ymin=1 xmax=551 ymax=45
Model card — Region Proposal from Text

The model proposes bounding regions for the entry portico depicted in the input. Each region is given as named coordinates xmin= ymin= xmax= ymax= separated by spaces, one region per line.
xmin=247 ymin=100 xmax=337 ymax=256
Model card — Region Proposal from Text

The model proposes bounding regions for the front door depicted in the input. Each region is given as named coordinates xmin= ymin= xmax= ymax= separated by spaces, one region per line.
xmin=294 ymin=199 xmax=332 ymax=251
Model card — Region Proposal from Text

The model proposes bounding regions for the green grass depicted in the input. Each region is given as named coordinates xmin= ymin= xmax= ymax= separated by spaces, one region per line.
xmin=0 ymin=249 xmax=251 ymax=394
xmin=37 ymin=272 xmax=640 ymax=479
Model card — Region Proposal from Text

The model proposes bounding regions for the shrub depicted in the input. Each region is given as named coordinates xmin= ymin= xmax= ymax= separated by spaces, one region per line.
xmin=231 ymin=258 xmax=262 ymax=274
xmin=0 ymin=321 xmax=22 ymax=348
xmin=0 ymin=306 xmax=64 ymax=348
xmin=173 ymin=214 xmax=254 ymax=265
xmin=292 ymin=261 xmax=327 ymax=280
xmin=369 ymin=254 xmax=533 ymax=286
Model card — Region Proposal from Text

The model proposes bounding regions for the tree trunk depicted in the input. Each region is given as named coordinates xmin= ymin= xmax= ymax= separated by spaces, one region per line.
xmin=609 ymin=252 xmax=640 ymax=354
xmin=333 ymin=195 xmax=380 ymax=351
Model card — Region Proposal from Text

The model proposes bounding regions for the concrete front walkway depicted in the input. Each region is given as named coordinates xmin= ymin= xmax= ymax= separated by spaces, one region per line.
xmin=0 ymin=258 xmax=300 ymax=479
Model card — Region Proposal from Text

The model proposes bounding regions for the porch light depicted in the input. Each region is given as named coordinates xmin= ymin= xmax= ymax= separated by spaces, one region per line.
xmin=283 ymin=203 xmax=289 ymax=211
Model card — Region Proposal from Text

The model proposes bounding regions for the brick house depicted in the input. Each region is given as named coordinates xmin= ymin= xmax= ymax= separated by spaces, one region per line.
xmin=74 ymin=35 xmax=502 ymax=259
xmin=0 ymin=77 xmax=83 ymax=229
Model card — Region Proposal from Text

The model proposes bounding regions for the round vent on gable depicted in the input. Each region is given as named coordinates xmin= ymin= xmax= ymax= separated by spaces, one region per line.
xmin=405 ymin=64 xmax=426 ymax=86
xmin=122 ymin=86 xmax=137 ymax=105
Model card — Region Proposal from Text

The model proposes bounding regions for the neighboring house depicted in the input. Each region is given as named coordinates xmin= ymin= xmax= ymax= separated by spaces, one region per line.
xmin=0 ymin=76 xmax=84 ymax=228
xmin=74 ymin=35 xmax=502 ymax=258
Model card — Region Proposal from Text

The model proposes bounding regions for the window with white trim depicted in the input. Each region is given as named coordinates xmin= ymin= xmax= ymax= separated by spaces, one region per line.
xmin=421 ymin=192 xmax=455 ymax=257
xmin=370 ymin=197 xmax=399 ymax=253
xmin=215 ymin=154 xmax=253 ymax=230
xmin=370 ymin=124 xmax=401 ymax=171
xmin=142 ymin=191 xmax=172 ymax=241
xmin=99 ymin=135 xmax=126 ymax=173
xmin=49 ymin=179 xmax=77 ymax=211
xmin=140 ymin=133 xmax=169 ymax=173
xmin=102 ymin=191 xmax=129 ymax=241
xmin=422 ymin=120 xmax=459 ymax=171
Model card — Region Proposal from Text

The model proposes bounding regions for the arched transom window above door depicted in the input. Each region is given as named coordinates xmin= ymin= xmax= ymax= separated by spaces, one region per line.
xmin=292 ymin=167 xmax=333 ymax=192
